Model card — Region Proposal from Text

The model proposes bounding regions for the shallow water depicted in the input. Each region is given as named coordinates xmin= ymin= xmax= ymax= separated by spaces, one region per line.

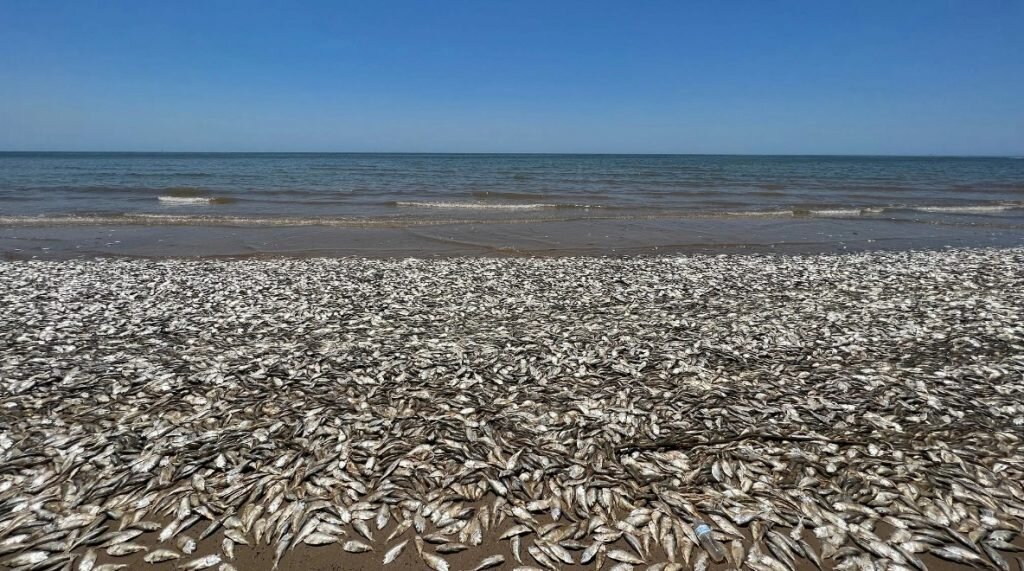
xmin=2 ymin=152 xmax=1023 ymax=257
xmin=3 ymin=152 xmax=1023 ymax=220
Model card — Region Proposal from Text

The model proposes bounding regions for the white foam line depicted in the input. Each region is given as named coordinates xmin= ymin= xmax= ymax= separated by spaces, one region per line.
xmin=913 ymin=205 xmax=1017 ymax=213
xmin=725 ymin=210 xmax=794 ymax=217
xmin=395 ymin=201 xmax=560 ymax=210
xmin=158 ymin=196 xmax=214 ymax=205
xmin=808 ymin=209 xmax=863 ymax=217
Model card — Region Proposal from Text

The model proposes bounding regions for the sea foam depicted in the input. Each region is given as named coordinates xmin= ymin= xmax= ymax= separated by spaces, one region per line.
xmin=395 ymin=201 xmax=561 ymax=210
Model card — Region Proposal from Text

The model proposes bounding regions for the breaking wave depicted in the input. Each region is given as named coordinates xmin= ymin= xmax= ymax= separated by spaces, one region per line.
xmin=158 ymin=195 xmax=236 ymax=205
xmin=809 ymin=208 xmax=864 ymax=217
xmin=724 ymin=210 xmax=795 ymax=217
xmin=1 ymin=201 xmax=1022 ymax=228
xmin=912 ymin=204 xmax=1020 ymax=214
xmin=790 ymin=208 xmax=868 ymax=217
xmin=393 ymin=201 xmax=583 ymax=210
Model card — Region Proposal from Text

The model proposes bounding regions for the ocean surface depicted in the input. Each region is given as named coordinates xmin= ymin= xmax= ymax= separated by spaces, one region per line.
xmin=2 ymin=152 xmax=1023 ymax=257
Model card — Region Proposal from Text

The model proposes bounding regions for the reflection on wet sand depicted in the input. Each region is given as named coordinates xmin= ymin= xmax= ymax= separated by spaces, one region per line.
xmin=2 ymin=213 xmax=1024 ymax=260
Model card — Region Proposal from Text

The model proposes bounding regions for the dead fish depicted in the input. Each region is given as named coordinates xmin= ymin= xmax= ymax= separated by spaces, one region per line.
xmin=693 ymin=551 xmax=710 ymax=571
xmin=144 ymin=549 xmax=181 ymax=563
xmin=511 ymin=536 xmax=522 ymax=563
xmin=176 ymin=535 xmax=197 ymax=555
xmin=931 ymin=545 xmax=986 ymax=565
xmin=353 ymin=519 xmax=374 ymax=542
xmin=420 ymin=551 xmax=450 ymax=571
xmin=987 ymin=540 xmax=1024 ymax=552
xmin=500 ymin=525 xmax=533 ymax=540
xmin=383 ymin=540 xmax=409 ymax=564
xmin=527 ymin=545 xmax=558 ymax=570
xmin=224 ymin=529 xmax=249 ymax=545
xmin=79 ymin=550 xmax=98 ymax=571
xmin=59 ymin=513 xmax=98 ymax=531
xmin=1 ymin=249 xmax=1023 ymax=571
xmin=343 ymin=540 xmax=374 ymax=553
xmin=303 ymin=533 xmax=340 ymax=546
xmin=581 ymin=542 xmax=602 ymax=565
xmin=1 ymin=551 xmax=48 ymax=567
xmin=470 ymin=555 xmax=505 ymax=570
xmin=107 ymin=543 xmax=147 ymax=556
xmin=436 ymin=543 xmax=469 ymax=553
xmin=177 ymin=554 xmax=222 ymax=570
xmin=544 ymin=543 xmax=575 ymax=565
xmin=101 ymin=529 xmax=144 ymax=547
xmin=608 ymin=549 xmax=644 ymax=565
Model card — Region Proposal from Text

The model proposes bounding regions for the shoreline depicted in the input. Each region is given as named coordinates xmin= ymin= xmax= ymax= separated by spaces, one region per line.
xmin=3 ymin=214 xmax=1024 ymax=260
xmin=2 ymin=248 xmax=1023 ymax=570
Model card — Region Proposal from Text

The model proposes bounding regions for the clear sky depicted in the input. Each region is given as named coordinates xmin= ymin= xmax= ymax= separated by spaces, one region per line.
xmin=1 ymin=1 xmax=1021 ymax=154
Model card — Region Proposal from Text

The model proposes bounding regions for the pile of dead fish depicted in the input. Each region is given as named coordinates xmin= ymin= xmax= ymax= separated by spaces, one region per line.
xmin=1 ymin=248 xmax=1023 ymax=571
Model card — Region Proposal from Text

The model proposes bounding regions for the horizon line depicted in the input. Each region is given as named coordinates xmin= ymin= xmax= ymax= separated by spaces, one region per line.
xmin=1 ymin=150 xmax=1021 ymax=159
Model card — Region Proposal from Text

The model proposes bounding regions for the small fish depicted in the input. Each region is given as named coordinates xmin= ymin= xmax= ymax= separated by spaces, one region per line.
xmin=103 ymin=529 xmax=144 ymax=546
xmin=420 ymin=551 xmax=450 ymax=571
xmin=343 ymin=540 xmax=373 ymax=553
xmin=984 ymin=545 xmax=1011 ymax=571
xmin=511 ymin=536 xmax=522 ymax=563
xmin=273 ymin=533 xmax=293 ymax=569
xmin=144 ymin=549 xmax=181 ymax=563
xmin=436 ymin=543 xmax=469 ymax=553
xmin=224 ymin=529 xmax=249 ymax=545
xmin=303 ymin=533 xmax=340 ymax=546
xmin=176 ymin=535 xmax=197 ymax=555
xmin=353 ymin=519 xmax=374 ymax=542
xmin=107 ymin=543 xmax=147 ymax=556
xmin=693 ymin=551 xmax=710 ymax=571
xmin=527 ymin=545 xmax=557 ymax=569
xmin=178 ymin=554 xmax=222 ymax=570
xmin=581 ymin=542 xmax=602 ymax=564
xmin=59 ymin=513 xmax=98 ymax=531
xmin=900 ymin=541 xmax=932 ymax=554
xmin=545 ymin=543 xmax=575 ymax=565
xmin=1 ymin=551 xmax=48 ymax=567
xmin=386 ymin=519 xmax=412 ymax=543
xmin=608 ymin=549 xmax=644 ymax=565
xmin=383 ymin=540 xmax=409 ymax=564
xmin=500 ymin=525 xmax=533 ymax=539
xmin=79 ymin=550 xmax=98 ymax=571
xmin=987 ymin=540 xmax=1023 ymax=552
xmin=470 ymin=555 xmax=505 ymax=571
xmin=931 ymin=546 xmax=985 ymax=565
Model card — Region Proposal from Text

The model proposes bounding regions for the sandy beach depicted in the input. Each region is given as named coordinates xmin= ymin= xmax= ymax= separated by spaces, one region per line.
xmin=1 ymin=248 xmax=1023 ymax=571
xmin=4 ymin=213 xmax=1024 ymax=261
xmin=5 ymin=0 xmax=1023 ymax=568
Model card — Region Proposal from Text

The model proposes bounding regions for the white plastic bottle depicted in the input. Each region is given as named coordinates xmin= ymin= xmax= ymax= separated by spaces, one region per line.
xmin=694 ymin=522 xmax=726 ymax=563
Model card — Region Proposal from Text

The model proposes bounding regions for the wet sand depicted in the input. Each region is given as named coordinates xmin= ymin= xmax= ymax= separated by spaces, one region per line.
xmin=2 ymin=213 xmax=1024 ymax=259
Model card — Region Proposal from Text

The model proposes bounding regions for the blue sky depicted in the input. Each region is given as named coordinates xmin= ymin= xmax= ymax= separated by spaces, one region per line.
xmin=1 ymin=1 xmax=1021 ymax=154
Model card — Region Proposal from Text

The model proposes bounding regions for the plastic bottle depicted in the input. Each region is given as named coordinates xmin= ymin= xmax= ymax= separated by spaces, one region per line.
xmin=694 ymin=522 xmax=726 ymax=563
